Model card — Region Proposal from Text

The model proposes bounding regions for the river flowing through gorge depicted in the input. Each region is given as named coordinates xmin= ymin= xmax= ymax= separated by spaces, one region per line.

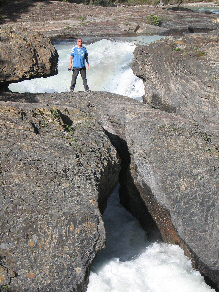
xmin=9 ymin=35 xmax=216 ymax=292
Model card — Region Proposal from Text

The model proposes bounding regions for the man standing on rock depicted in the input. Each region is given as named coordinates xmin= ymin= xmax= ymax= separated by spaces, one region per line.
xmin=68 ymin=38 xmax=90 ymax=92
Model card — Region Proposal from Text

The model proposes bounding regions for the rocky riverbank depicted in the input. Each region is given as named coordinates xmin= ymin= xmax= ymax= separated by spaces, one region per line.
xmin=0 ymin=2 xmax=219 ymax=292
xmin=0 ymin=0 xmax=219 ymax=39
xmin=0 ymin=83 xmax=218 ymax=291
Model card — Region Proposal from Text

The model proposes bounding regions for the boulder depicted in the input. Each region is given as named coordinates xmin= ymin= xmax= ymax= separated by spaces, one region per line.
xmin=0 ymin=27 xmax=58 ymax=89
xmin=131 ymin=29 xmax=219 ymax=134
xmin=123 ymin=104 xmax=219 ymax=289
xmin=0 ymin=98 xmax=120 ymax=291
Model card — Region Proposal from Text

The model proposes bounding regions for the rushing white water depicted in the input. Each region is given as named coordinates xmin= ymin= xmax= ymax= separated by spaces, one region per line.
xmin=189 ymin=6 xmax=219 ymax=14
xmin=9 ymin=36 xmax=215 ymax=291
xmin=87 ymin=186 xmax=215 ymax=292
xmin=9 ymin=35 xmax=162 ymax=101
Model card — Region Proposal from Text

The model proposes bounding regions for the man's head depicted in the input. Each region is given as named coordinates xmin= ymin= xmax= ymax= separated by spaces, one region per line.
xmin=77 ymin=38 xmax=83 ymax=48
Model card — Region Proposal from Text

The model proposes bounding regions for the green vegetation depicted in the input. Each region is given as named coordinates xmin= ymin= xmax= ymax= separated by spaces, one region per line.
xmin=197 ymin=51 xmax=205 ymax=57
xmin=0 ymin=286 xmax=10 ymax=292
xmin=147 ymin=14 xmax=160 ymax=25
xmin=38 ymin=110 xmax=44 ymax=116
xmin=50 ymin=108 xmax=61 ymax=120
xmin=193 ymin=47 xmax=205 ymax=57
xmin=50 ymin=108 xmax=74 ymax=133
xmin=79 ymin=15 xmax=86 ymax=21
xmin=63 ymin=124 xmax=74 ymax=132
xmin=172 ymin=47 xmax=181 ymax=51
xmin=171 ymin=44 xmax=181 ymax=52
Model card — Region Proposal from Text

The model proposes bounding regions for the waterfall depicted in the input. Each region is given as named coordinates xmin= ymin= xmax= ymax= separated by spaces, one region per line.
xmin=9 ymin=35 xmax=215 ymax=292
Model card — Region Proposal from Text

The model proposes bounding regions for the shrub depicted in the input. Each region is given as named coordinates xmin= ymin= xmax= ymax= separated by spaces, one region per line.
xmin=148 ymin=14 xmax=160 ymax=25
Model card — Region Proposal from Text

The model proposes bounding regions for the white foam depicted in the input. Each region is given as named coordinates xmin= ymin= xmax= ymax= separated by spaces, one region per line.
xmin=9 ymin=38 xmax=148 ymax=100
xmin=87 ymin=187 xmax=215 ymax=292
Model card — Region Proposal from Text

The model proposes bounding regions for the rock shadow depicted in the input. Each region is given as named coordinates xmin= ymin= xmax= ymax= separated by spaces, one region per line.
xmin=103 ymin=129 xmax=162 ymax=241
xmin=0 ymin=0 xmax=54 ymax=23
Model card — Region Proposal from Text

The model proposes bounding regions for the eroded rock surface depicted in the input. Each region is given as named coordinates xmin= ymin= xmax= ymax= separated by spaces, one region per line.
xmin=0 ymin=18 xmax=218 ymax=292
xmin=0 ymin=0 xmax=218 ymax=39
xmin=0 ymin=27 xmax=58 ymax=88
xmin=8 ymin=89 xmax=217 ymax=290
xmin=129 ymin=29 xmax=219 ymax=287
xmin=131 ymin=29 xmax=219 ymax=134
xmin=0 ymin=99 xmax=120 ymax=291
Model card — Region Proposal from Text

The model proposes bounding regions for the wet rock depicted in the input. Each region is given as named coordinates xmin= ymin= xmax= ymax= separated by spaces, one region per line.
xmin=0 ymin=27 xmax=58 ymax=88
xmin=0 ymin=99 xmax=120 ymax=291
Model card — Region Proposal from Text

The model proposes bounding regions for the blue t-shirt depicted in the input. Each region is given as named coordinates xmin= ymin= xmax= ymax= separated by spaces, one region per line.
xmin=70 ymin=46 xmax=88 ymax=68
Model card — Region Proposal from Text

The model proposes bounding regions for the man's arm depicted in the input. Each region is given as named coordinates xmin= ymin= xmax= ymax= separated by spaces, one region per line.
xmin=69 ymin=55 xmax=73 ymax=70
xmin=86 ymin=56 xmax=89 ymax=69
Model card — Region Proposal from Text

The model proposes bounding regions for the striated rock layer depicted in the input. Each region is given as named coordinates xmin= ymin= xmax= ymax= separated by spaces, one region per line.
xmin=0 ymin=0 xmax=219 ymax=39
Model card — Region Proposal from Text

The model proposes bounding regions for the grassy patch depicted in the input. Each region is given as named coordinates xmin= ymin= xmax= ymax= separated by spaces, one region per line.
xmin=147 ymin=14 xmax=160 ymax=25
xmin=197 ymin=51 xmax=205 ymax=57
xmin=0 ymin=286 xmax=10 ymax=292
xmin=171 ymin=43 xmax=181 ymax=52
xmin=79 ymin=15 xmax=86 ymax=21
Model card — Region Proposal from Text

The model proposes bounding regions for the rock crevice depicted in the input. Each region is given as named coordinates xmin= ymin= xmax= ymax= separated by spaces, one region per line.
xmin=0 ymin=28 xmax=218 ymax=291
xmin=0 ymin=101 xmax=120 ymax=291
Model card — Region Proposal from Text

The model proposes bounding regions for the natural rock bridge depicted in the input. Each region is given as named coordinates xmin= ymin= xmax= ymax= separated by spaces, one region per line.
xmin=0 ymin=27 xmax=218 ymax=292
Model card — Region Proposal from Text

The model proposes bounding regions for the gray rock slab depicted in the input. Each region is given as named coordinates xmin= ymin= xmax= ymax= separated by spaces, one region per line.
xmin=34 ymin=90 xmax=219 ymax=288
xmin=0 ymin=27 xmax=58 ymax=88
xmin=1 ymin=1 xmax=219 ymax=39
xmin=131 ymin=30 xmax=219 ymax=136
xmin=0 ymin=100 xmax=120 ymax=291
